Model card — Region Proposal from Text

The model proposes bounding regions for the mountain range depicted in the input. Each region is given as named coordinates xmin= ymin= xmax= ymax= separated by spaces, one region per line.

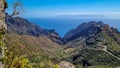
xmin=3 ymin=16 xmax=120 ymax=67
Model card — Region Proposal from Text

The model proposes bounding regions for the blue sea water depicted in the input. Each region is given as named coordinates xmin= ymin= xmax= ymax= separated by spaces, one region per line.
xmin=27 ymin=18 xmax=120 ymax=37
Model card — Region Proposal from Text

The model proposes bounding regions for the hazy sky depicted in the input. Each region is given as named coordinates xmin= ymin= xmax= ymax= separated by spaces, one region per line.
xmin=7 ymin=0 xmax=120 ymax=17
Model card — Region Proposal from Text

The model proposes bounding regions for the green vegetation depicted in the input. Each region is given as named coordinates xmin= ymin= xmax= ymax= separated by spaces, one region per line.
xmin=62 ymin=49 xmax=120 ymax=67
xmin=4 ymin=56 xmax=32 ymax=68
xmin=102 ymin=33 xmax=120 ymax=57
xmin=33 ymin=60 xmax=59 ymax=68
xmin=3 ymin=34 xmax=61 ymax=68
xmin=1 ymin=29 xmax=120 ymax=68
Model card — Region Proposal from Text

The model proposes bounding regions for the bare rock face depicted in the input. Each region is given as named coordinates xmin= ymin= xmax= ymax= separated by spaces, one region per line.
xmin=59 ymin=61 xmax=75 ymax=68
xmin=0 ymin=19 xmax=7 ymax=34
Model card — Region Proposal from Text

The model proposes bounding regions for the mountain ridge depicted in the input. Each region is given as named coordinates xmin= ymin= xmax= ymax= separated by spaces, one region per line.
xmin=5 ymin=16 xmax=64 ymax=45
xmin=64 ymin=21 xmax=104 ymax=41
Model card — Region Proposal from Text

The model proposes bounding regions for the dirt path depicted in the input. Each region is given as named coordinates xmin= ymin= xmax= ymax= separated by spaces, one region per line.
xmin=101 ymin=45 xmax=120 ymax=60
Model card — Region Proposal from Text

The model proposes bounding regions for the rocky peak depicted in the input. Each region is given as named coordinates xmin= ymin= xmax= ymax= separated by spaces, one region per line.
xmin=64 ymin=21 xmax=104 ymax=42
xmin=100 ymin=24 xmax=112 ymax=33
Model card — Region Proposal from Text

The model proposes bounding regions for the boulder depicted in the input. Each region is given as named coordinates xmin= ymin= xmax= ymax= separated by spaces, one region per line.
xmin=59 ymin=61 xmax=75 ymax=68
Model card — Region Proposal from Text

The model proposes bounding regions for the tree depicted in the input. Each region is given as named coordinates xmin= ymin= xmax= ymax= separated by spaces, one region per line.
xmin=8 ymin=0 xmax=24 ymax=17
xmin=0 ymin=0 xmax=25 ymax=68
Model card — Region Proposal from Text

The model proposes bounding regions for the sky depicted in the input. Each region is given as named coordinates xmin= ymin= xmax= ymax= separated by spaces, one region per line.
xmin=7 ymin=0 xmax=120 ymax=18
